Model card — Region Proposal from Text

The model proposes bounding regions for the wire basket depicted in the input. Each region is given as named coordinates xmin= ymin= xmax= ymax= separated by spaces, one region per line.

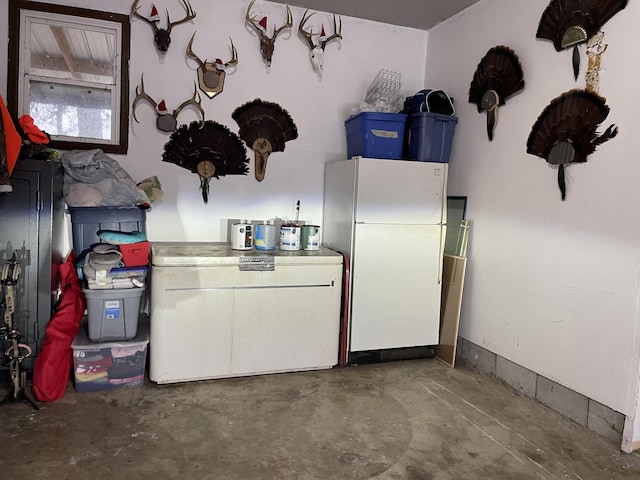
xmin=363 ymin=69 xmax=404 ymax=112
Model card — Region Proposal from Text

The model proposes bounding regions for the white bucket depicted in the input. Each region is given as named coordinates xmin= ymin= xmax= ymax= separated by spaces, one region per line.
xmin=230 ymin=222 xmax=253 ymax=250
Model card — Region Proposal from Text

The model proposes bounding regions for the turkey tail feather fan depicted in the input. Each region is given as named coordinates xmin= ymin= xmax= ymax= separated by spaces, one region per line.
xmin=232 ymin=99 xmax=298 ymax=182
xmin=468 ymin=45 xmax=524 ymax=141
xmin=526 ymin=89 xmax=618 ymax=201
xmin=536 ymin=0 xmax=628 ymax=80
xmin=162 ymin=120 xmax=249 ymax=203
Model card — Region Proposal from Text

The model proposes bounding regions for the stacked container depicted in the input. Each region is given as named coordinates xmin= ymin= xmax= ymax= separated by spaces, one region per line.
xmin=344 ymin=110 xmax=457 ymax=164
xmin=407 ymin=113 xmax=458 ymax=163
xmin=71 ymin=317 xmax=149 ymax=393
xmin=69 ymin=206 xmax=150 ymax=392
xmin=345 ymin=112 xmax=407 ymax=160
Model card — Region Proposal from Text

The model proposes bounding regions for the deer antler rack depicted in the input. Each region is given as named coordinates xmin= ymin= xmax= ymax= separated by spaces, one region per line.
xmin=298 ymin=9 xmax=342 ymax=73
xmin=187 ymin=32 xmax=238 ymax=99
xmin=133 ymin=74 xmax=204 ymax=132
xmin=245 ymin=0 xmax=292 ymax=70
xmin=131 ymin=0 xmax=196 ymax=55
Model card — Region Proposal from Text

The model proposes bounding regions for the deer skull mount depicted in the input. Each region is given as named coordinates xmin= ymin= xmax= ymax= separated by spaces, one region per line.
xmin=245 ymin=0 xmax=292 ymax=71
xmin=299 ymin=10 xmax=342 ymax=74
xmin=132 ymin=74 xmax=204 ymax=132
xmin=131 ymin=0 xmax=196 ymax=57
xmin=187 ymin=32 xmax=238 ymax=99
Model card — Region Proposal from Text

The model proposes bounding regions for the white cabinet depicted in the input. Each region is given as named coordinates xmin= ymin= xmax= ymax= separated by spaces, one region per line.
xmin=149 ymin=243 xmax=343 ymax=384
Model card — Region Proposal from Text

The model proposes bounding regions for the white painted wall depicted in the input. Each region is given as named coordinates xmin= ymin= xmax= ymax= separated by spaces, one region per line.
xmin=0 ymin=0 xmax=427 ymax=241
xmin=4 ymin=0 xmax=640 ymax=451
xmin=425 ymin=0 xmax=640 ymax=450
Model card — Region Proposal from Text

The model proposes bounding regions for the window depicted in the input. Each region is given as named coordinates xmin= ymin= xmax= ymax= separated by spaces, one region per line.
xmin=7 ymin=0 xmax=130 ymax=154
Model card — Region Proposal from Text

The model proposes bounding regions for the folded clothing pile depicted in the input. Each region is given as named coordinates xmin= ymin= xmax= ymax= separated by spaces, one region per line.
xmin=81 ymin=233 xmax=150 ymax=289
xmin=83 ymin=244 xmax=122 ymax=284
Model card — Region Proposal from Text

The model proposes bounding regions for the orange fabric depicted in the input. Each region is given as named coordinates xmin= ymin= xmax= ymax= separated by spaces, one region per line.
xmin=0 ymin=95 xmax=21 ymax=175
xmin=19 ymin=115 xmax=50 ymax=145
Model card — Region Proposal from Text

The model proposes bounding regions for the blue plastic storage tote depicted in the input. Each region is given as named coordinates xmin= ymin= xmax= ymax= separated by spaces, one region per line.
xmin=69 ymin=206 xmax=147 ymax=256
xmin=345 ymin=112 xmax=407 ymax=160
xmin=408 ymin=112 xmax=458 ymax=163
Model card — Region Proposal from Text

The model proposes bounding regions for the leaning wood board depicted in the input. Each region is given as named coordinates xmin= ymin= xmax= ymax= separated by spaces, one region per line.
xmin=437 ymin=254 xmax=467 ymax=367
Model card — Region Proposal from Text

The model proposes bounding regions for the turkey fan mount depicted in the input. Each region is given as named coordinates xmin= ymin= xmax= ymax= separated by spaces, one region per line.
xmin=526 ymin=89 xmax=618 ymax=201
xmin=162 ymin=121 xmax=249 ymax=204
xmin=232 ymin=99 xmax=298 ymax=182
xmin=468 ymin=45 xmax=524 ymax=141
xmin=536 ymin=0 xmax=628 ymax=80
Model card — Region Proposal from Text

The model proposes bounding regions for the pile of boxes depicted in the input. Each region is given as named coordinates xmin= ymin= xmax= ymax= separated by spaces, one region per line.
xmin=69 ymin=206 xmax=150 ymax=392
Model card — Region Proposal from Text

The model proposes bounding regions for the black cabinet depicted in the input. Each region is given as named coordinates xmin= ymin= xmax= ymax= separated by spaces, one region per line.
xmin=0 ymin=158 xmax=65 ymax=370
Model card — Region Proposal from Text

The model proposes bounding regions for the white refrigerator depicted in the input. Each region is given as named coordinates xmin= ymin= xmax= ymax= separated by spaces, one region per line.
xmin=323 ymin=157 xmax=447 ymax=359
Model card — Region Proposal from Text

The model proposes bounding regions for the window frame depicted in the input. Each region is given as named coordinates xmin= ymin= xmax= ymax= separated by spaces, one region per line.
xmin=7 ymin=0 xmax=130 ymax=154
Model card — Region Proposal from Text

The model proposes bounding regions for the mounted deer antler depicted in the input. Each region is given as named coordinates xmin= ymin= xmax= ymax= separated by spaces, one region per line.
xmin=187 ymin=32 xmax=238 ymax=99
xmin=133 ymin=74 xmax=204 ymax=132
xmin=299 ymin=10 xmax=342 ymax=73
xmin=245 ymin=0 xmax=292 ymax=70
xmin=131 ymin=0 xmax=196 ymax=55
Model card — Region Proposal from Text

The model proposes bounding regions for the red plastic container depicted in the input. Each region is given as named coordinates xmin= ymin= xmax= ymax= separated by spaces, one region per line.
xmin=119 ymin=241 xmax=150 ymax=267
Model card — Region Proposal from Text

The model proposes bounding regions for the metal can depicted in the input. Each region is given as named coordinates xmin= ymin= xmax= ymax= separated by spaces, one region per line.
xmin=280 ymin=224 xmax=300 ymax=251
xmin=255 ymin=223 xmax=277 ymax=250
xmin=301 ymin=225 xmax=320 ymax=250
xmin=230 ymin=222 xmax=253 ymax=250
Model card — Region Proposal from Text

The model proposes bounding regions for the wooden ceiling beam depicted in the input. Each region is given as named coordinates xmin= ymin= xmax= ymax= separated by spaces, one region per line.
xmin=31 ymin=52 xmax=112 ymax=80
xmin=49 ymin=25 xmax=80 ymax=80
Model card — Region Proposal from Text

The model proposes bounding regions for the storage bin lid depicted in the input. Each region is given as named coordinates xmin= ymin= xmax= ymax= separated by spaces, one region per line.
xmin=68 ymin=205 xmax=148 ymax=221
xmin=72 ymin=314 xmax=149 ymax=349
xmin=82 ymin=286 xmax=145 ymax=299
xmin=410 ymin=112 xmax=459 ymax=122
xmin=345 ymin=112 xmax=407 ymax=124
xmin=150 ymin=242 xmax=343 ymax=267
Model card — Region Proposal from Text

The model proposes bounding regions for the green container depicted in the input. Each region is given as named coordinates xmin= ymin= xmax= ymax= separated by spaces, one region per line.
xmin=301 ymin=225 xmax=320 ymax=250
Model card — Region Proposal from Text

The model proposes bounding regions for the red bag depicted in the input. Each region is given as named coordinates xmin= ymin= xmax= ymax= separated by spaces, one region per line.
xmin=32 ymin=254 xmax=86 ymax=402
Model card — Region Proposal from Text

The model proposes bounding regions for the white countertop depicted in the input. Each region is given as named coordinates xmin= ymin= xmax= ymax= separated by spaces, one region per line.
xmin=150 ymin=242 xmax=343 ymax=267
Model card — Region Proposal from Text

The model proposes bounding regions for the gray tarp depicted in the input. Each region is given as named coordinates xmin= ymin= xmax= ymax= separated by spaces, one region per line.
xmin=61 ymin=149 xmax=149 ymax=207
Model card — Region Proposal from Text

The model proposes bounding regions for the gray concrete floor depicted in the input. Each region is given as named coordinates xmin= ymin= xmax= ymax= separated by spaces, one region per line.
xmin=1 ymin=359 xmax=640 ymax=479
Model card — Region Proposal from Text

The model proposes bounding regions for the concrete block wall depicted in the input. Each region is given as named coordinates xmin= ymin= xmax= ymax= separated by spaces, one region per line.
xmin=456 ymin=338 xmax=625 ymax=445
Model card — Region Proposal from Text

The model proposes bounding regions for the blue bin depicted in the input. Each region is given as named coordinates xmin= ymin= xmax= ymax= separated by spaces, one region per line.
xmin=345 ymin=112 xmax=407 ymax=160
xmin=69 ymin=206 xmax=147 ymax=256
xmin=408 ymin=113 xmax=458 ymax=163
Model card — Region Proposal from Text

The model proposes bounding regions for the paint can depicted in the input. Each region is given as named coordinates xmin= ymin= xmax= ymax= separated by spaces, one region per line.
xmin=280 ymin=224 xmax=300 ymax=251
xmin=255 ymin=223 xmax=277 ymax=250
xmin=301 ymin=225 xmax=320 ymax=250
xmin=230 ymin=221 xmax=253 ymax=250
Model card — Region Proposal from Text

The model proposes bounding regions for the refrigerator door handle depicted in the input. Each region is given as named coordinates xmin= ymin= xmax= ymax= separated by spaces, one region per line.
xmin=437 ymin=224 xmax=446 ymax=284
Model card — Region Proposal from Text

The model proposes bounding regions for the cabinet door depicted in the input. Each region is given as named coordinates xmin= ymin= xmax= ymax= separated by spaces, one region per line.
xmin=149 ymin=265 xmax=234 ymax=383
xmin=349 ymin=223 xmax=443 ymax=351
xmin=0 ymin=160 xmax=62 ymax=370
xmin=231 ymin=264 xmax=342 ymax=376
xmin=354 ymin=159 xmax=447 ymax=225
xmin=0 ymin=169 xmax=41 ymax=368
